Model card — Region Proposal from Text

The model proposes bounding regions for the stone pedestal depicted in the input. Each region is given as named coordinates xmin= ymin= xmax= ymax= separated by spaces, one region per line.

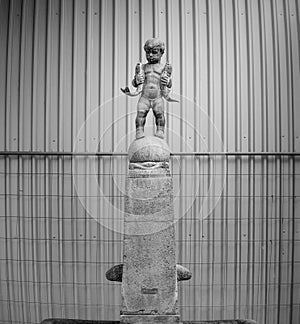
xmin=121 ymin=136 xmax=179 ymax=323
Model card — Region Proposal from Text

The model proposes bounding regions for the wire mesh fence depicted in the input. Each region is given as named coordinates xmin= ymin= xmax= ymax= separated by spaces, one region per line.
xmin=0 ymin=153 xmax=299 ymax=324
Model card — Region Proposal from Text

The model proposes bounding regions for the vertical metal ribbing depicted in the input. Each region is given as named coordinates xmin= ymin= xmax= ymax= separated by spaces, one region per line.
xmin=283 ymin=2 xmax=296 ymax=322
xmin=272 ymin=2 xmax=282 ymax=321
xmin=30 ymin=1 xmax=41 ymax=319
xmin=58 ymin=0 xmax=64 ymax=318
xmin=30 ymin=155 xmax=36 ymax=322
xmin=179 ymin=1 xmax=187 ymax=317
xmin=71 ymin=0 xmax=78 ymax=318
xmin=177 ymin=0 xmax=184 ymax=310
xmin=139 ymin=0 xmax=143 ymax=61
xmin=111 ymin=6 xmax=116 ymax=306
xmin=248 ymin=1 xmax=256 ymax=318
xmin=124 ymin=0 xmax=129 ymax=147
xmin=277 ymin=155 xmax=283 ymax=324
xmin=4 ymin=159 xmax=11 ymax=321
xmin=232 ymin=0 xmax=238 ymax=319
xmin=112 ymin=0 xmax=121 ymax=317
xmin=210 ymin=0 xmax=216 ymax=303
xmin=7 ymin=0 xmax=21 ymax=321
xmin=192 ymin=2 xmax=200 ymax=317
xmin=289 ymin=156 xmax=295 ymax=324
xmin=152 ymin=0 xmax=156 ymax=37
xmin=0 ymin=0 xmax=300 ymax=323
xmin=218 ymin=0 xmax=226 ymax=312
xmin=85 ymin=0 xmax=91 ymax=319
xmin=205 ymin=1 xmax=210 ymax=318
xmin=96 ymin=156 xmax=100 ymax=320
xmin=0 ymin=0 xmax=9 ymax=152
xmin=260 ymin=7 xmax=268 ymax=323
xmin=97 ymin=0 xmax=103 ymax=318
xmin=4 ymin=155 xmax=11 ymax=322
xmin=223 ymin=155 xmax=229 ymax=319
xmin=245 ymin=0 xmax=253 ymax=316
xmin=288 ymin=1 xmax=298 ymax=323
xmin=236 ymin=0 xmax=245 ymax=315
xmin=257 ymin=0 xmax=264 ymax=319
xmin=260 ymin=1 xmax=271 ymax=318
xmin=3 ymin=4 xmax=11 ymax=319
xmin=246 ymin=154 xmax=252 ymax=321
xmin=18 ymin=0 xmax=25 ymax=321
xmin=165 ymin=0 xmax=173 ymax=145
xmin=44 ymin=0 xmax=52 ymax=318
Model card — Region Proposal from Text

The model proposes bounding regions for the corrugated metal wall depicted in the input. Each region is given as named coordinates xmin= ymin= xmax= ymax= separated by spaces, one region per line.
xmin=0 ymin=0 xmax=300 ymax=323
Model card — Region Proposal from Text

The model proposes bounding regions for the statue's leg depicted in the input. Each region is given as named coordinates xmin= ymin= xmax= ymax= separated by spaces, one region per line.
xmin=136 ymin=97 xmax=150 ymax=139
xmin=152 ymin=98 xmax=165 ymax=139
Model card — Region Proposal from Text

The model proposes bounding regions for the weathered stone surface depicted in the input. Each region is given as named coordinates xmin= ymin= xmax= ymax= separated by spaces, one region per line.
xmin=106 ymin=264 xmax=123 ymax=282
xmin=120 ymin=315 xmax=181 ymax=324
xmin=128 ymin=136 xmax=170 ymax=163
xmin=124 ymin=168 xmax=175 ymax=236
xmin=122 ymin=226 xmax=178 ymax=315
xmin=125 ymin=177 xmax=173 ymax=213
xmin=121 ymin=148 xmax=178 ymax=317
xmin=106 ymin=264 xmax=192 ymax=282
xmin=176 ymin=265 xmax=192 ymax=281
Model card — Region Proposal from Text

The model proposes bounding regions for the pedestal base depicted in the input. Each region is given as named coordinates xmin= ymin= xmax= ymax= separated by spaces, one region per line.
xmin=41 ymin=319 xmax=258 ymax=324
xmin=120 ymin=315 xmax=181 ymax=324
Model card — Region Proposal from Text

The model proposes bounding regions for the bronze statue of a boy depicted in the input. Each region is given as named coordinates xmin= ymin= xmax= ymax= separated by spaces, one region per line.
xmin=121 ymin=38 xmax=178 ymax=139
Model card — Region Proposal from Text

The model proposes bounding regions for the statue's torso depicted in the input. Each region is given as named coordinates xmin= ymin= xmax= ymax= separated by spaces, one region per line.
xmin=142 ymin=63 xmax=164 ymax=99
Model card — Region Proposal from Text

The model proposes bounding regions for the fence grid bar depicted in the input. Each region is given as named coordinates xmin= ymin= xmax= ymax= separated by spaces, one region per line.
xmin=0 ymin=151 xmax=300 ymax=157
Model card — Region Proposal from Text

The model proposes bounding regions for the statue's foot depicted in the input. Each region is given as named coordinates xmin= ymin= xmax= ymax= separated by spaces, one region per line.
xmin=155 ymin=129 xmax=164 ymax=139
xmin=136 ymin=128 xmax=145 ymax=139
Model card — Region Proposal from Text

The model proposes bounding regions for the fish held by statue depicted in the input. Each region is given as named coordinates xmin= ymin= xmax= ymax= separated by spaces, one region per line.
xmin=161 ymin=63 xmax=179 ymax=103
xmin=121 ymin=62 xmax=144 ymax=97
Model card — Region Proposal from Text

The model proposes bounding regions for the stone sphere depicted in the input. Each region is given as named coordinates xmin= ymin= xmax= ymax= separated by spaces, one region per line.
xmin=128 ymin=136 xmax=170 ymax=162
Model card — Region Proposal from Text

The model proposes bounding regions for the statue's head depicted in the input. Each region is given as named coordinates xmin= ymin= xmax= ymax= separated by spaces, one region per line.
xmin=144 ymin=38 xmax=165 ymax=63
